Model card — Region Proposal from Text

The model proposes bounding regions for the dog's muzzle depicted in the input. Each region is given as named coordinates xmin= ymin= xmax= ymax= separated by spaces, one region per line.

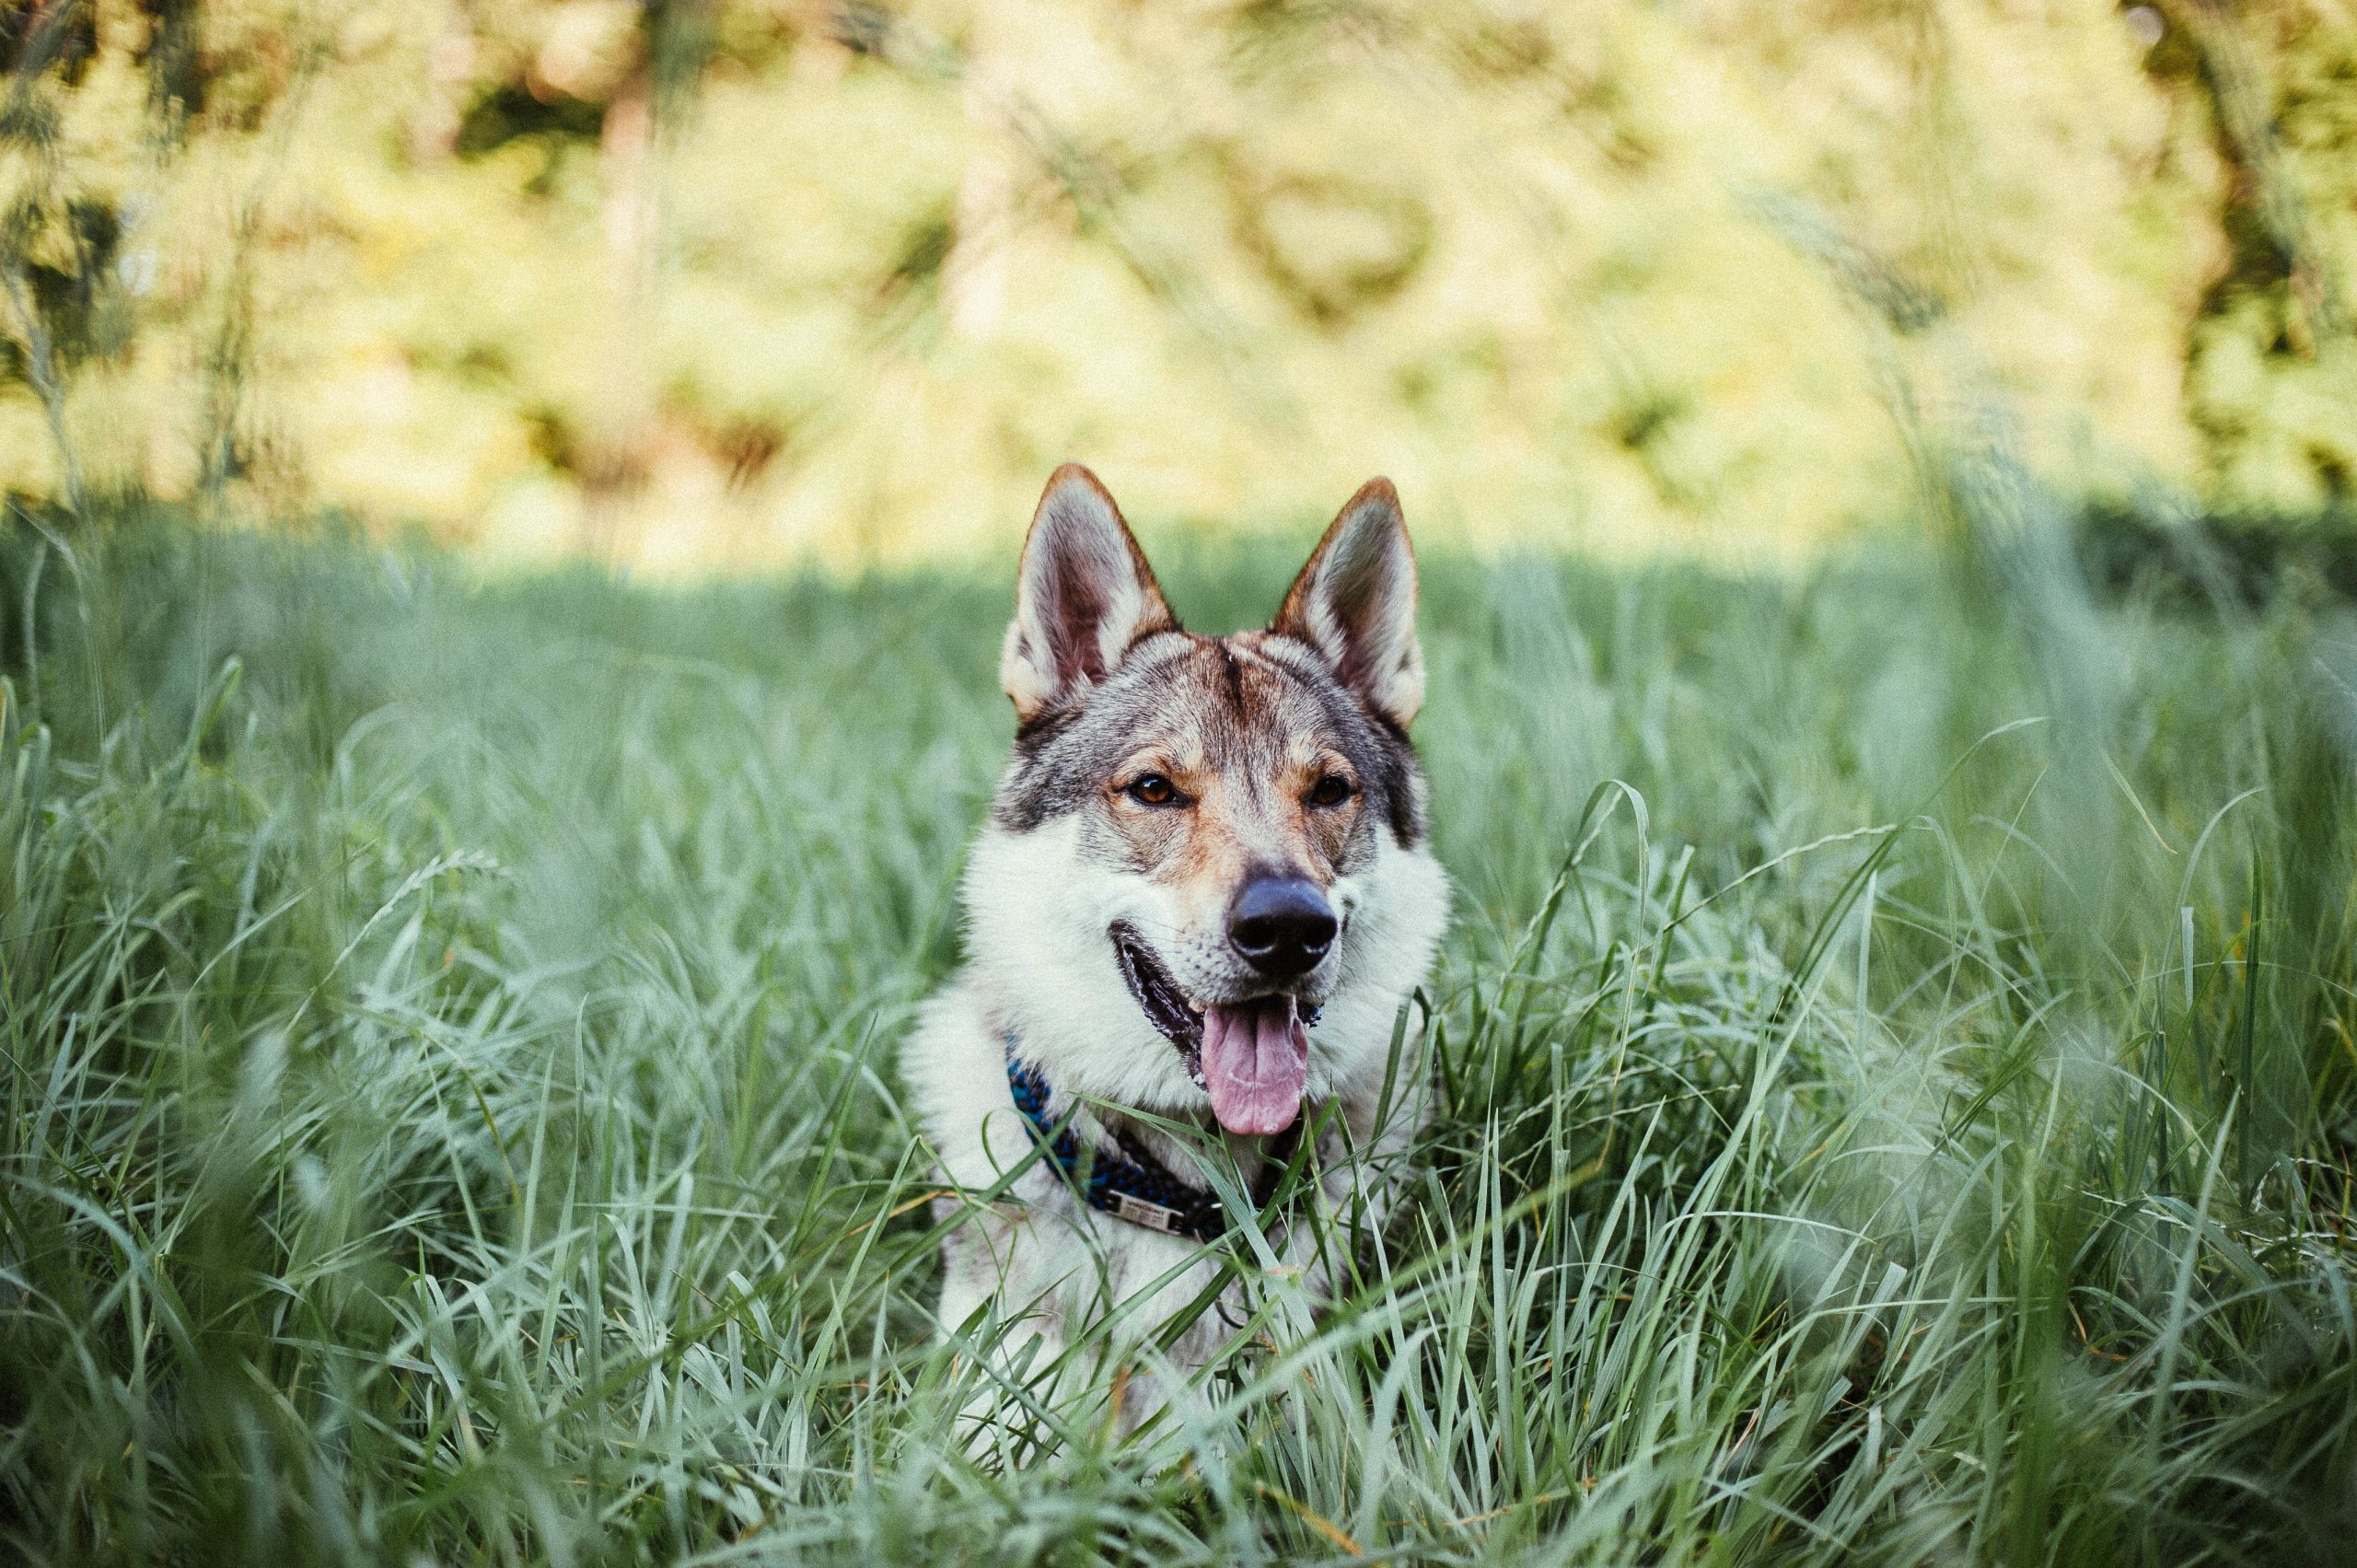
xmin=1109 ymin=922 xmax=1318 ymax=1136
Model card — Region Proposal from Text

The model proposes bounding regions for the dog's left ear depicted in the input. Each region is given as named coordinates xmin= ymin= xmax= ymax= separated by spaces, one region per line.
xmin=1002 ymin=464 xmax=1178 ymax=723
xmin=1273 ymin=478 xmax=1423 ymax=727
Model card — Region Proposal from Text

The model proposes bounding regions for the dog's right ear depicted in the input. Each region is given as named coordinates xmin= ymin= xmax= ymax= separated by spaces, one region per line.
xmin=1273 ymin=478 xmax=1423 ymax=728
xmin=1001 ymin=464 xmax=1178 ymax=723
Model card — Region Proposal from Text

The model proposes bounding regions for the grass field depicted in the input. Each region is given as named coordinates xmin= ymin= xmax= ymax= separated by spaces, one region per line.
xmin=2 ymin=507 xmax=2354 ymax=1565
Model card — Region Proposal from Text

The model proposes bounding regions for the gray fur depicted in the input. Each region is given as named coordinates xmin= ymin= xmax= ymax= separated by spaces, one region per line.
xmin=996 ymin=631 xmax=1426 ymax=849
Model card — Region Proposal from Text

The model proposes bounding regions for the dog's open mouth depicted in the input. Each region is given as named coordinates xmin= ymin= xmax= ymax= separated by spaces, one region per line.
xmin=1110 ymin=923 xmax=1317 ymax=1137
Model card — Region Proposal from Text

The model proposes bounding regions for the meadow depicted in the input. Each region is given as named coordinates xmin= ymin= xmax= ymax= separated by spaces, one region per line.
xmin=1 ymin=488 xmax=2352 ymax=1566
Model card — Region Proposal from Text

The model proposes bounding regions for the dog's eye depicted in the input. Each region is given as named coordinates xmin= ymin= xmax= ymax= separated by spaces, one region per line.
xmin=1307 ymin=773 xmax=1353 ymax=807
xmin=1125 ymin=773 xmax=1181 ymax=807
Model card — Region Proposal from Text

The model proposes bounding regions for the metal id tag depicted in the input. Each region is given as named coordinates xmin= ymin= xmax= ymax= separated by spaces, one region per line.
xmin=1110 ymin=1192 xmax=1184 ymax=1234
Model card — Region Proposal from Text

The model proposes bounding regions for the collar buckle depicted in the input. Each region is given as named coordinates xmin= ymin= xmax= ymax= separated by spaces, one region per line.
xmin=1109 ymin=1191 xmax=1189 ymax=1234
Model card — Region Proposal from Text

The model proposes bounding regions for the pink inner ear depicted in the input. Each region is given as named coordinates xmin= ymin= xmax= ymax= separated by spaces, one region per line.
xmin=1045 ymin=561 xmax=1112 ymax=683
xmin=1318 ymin=533 xmax=1400 ymax=692
xmin=1333 ymin=633 xmax=1382 ymax=700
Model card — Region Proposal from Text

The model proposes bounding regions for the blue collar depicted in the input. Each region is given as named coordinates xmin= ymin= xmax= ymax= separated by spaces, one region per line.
xmin=1004 ymin=1051 xmax=1305 ymax=1241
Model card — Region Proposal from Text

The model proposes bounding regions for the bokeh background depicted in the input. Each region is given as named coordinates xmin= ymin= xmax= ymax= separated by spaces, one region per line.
xmin=4 ymin=0 xmax=2352 ymax=568
xmin=6 ymin=8 xmax=2357 ymax=1562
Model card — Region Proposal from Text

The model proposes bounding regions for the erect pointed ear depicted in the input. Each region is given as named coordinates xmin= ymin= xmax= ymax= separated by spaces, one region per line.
xmin=1272 ymin=478 xmax=1424 ymax=727
xmin=1000 ymin=464 xmax=1178 ymax=723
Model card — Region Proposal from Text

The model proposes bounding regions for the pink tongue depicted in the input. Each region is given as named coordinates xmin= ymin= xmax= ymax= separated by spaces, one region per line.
xmin=1199 ymin=996 xmax=1309 ymax=1136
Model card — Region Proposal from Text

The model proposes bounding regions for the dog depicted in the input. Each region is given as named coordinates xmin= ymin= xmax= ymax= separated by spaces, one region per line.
xmin=903 ymin=463 xmax=1449 ymax=1453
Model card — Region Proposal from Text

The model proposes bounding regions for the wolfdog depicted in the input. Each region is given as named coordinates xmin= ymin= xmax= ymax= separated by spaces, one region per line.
xmin=904 ymin=464 xmax=1448 ymax=1451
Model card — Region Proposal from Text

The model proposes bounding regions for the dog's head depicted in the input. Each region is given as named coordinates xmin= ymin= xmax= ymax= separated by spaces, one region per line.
xmin=963 ymin=464 xmax=1446 ymax=1137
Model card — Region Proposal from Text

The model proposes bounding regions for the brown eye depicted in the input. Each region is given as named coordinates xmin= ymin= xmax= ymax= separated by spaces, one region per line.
xmin=1125 ymin=773 xmax=1180 ymax=807
xmin=1307 ymin=773 xmax=1353 ymax=807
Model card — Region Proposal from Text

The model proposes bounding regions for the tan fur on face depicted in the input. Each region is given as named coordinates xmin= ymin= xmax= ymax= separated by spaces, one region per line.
xmin=1088 ymin=636 xmax=1373 ymax=929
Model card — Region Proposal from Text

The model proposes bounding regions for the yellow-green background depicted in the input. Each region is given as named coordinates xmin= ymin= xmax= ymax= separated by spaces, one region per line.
xmin=5 ymin=0 xmax=2352 ymax=568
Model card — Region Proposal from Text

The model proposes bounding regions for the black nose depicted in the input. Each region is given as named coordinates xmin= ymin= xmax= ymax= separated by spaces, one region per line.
xmin=1227 ymin=877 xmax=1338 ymax=978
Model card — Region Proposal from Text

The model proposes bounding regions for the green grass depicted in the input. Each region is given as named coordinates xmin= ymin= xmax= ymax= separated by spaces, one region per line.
xmin=2 ymin=511 xmax=2353 ymax=1564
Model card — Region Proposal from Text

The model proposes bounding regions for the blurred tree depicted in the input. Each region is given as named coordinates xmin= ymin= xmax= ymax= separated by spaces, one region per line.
xmin=2153 ymin=0 xmax=2355 ymax=507
xmin=0 ymin=0 xmax=2349 ymax=564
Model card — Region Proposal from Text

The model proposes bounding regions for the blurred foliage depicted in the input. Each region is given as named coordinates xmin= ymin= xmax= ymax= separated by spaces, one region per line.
xmin=0 ymin=0 xmax=2352 ymax=566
